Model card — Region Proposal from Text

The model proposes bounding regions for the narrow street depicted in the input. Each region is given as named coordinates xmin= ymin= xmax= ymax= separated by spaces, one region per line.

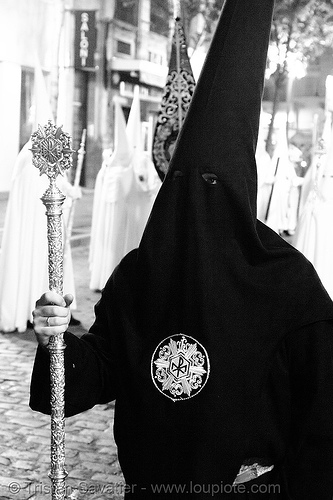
xmin=0 ymin=190 xmax=125 ymax=499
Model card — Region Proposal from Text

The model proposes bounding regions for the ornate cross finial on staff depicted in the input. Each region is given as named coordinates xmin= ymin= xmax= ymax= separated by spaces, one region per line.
xmin=31 ymin=121 xmax=73 ymax=294
xmin=30 ymin=120 xmax=74 ymax=500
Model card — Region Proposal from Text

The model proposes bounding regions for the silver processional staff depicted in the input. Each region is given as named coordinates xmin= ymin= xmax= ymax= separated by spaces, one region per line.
xmin=30 ymin=120 xmax=74 ymax=500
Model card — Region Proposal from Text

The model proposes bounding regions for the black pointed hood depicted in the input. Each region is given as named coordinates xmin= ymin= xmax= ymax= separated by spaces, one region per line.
xmin=137 ymin=0 xmax=333 ymax=336
xmin=107 ymin=0 xmax=333 ymax=488
xmin=168 ymin=0 xmax=267 ymax=220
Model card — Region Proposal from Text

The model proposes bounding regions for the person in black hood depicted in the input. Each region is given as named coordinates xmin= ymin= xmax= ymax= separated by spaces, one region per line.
xmin=30 ymin=0 xmax=333 ymax=498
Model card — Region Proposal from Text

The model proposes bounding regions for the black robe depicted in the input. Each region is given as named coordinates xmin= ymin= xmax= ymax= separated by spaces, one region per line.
xmin=30 ymin=251 xmax=333 ymax=498
xmin=30 ymin=0 xmax=333 ymax=497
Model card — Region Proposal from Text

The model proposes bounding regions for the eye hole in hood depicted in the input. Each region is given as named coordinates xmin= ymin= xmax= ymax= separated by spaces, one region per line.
xmin=202 ymin=173 xmax=219 ymax=186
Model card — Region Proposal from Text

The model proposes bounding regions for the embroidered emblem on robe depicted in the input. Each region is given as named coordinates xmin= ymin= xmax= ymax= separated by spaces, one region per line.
xmin=151 ymin=334 xmax=210 ymax=401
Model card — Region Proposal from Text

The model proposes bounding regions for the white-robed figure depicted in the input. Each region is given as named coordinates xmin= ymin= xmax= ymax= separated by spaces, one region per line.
xmin=89 ymin=100 xmax=133 ymax=291
xmin=293 ymin=123 xmax=333 ymax=299
xmin=265 ymin=122 xmax=303 ymax=234
xmin=298 ymin=112 xmax=331 ymax=217
xmin=123 ymin=85 xmax=161 ymax=255
xmin=89 ymin=91 xmax=161 ymax=291
xmin=256 ymin=113 xmax=275 ymax=222
xmin=0 ymin=63 xmax=79 ymax=332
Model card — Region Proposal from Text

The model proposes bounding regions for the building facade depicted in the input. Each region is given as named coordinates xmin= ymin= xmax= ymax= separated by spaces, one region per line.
xmin=0 ymin=0 xmax=171 ymax=191
xmin=0 ymin=0 xmax=332 ymax=191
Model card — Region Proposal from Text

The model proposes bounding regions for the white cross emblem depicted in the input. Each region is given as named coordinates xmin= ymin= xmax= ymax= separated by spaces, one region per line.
xmin=151 ymin=334 xmax=210 ymax=401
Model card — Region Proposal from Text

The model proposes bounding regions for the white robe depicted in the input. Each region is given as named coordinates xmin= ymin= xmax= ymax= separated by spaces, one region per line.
xmin=89 ymin=152 xmax=161 ymax=292
xmin=299 ymin=147 xmax=328 ymax=219
xmin=256 ymin=150 xmax=275 ymax=223
xmin=123 ymin=87 xmax=161 ymax=255
xmin=293 ymin=124 xmax=333 ymax=299
xmin=123 ymin=152 xmax=161 ymax=255
xmin=89 ymin=94 xmax=161 ymax=291
xmin=0 ymin=143 xmax=77 ymax=332
xmin=293 ymin=177 xmax=333 ymax=299
xmin=265 ymin=145 xmax=302 ymax=234
xmin=89 ymin=160 xmax=134 ymax=291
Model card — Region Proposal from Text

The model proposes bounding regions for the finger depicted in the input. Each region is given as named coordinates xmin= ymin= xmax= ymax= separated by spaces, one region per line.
xmin=35 ymin=291 xmax=66 ymax=308
xmin=35 ymin=324 xmax=69 ymax=347
xmin=33 ymin=304 xmax=70 ymax=322
xmin=64 ymin=294 xmax=74 ymax=307
xmin=33 ymin=311 xmax=70 ymax=347
xmin=43 ymin=314 xmax=70 ymax=329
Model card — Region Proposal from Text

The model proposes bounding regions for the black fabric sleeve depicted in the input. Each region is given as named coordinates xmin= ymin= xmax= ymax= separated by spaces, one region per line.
xmin=283 ymin=319 xmax=333 ymax=499
xmin=29 ymin=328 xmax=117 ymax=417
xmin=29 ymin=269 xmax=125 ymax=417
xmin=29 ymin=251 xmax=137 ymax=418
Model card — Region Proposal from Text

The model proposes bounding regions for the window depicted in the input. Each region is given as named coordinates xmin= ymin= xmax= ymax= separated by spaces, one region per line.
xmin=117 ymin=40 xmax=132 ymax=56
xmin=150 ymin=0 xmax=170 ymax=35
xmin=115 ymin=0 xmax=138 ymax=26
xmin=148 ymin=51 xmax=163 ymax=65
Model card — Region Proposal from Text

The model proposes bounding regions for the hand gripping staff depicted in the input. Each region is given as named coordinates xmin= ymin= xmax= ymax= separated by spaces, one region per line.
xmin=30 ymin=121 xmax=74 ymax=500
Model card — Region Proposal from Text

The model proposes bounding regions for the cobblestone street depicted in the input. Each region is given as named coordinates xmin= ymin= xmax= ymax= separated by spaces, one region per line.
xmin=0 ymin=191 xmax=126 ymax=499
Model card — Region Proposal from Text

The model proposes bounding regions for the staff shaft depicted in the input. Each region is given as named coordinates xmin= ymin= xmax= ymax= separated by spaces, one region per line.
xmin=42 ymin=183 xmax=67 ymax=499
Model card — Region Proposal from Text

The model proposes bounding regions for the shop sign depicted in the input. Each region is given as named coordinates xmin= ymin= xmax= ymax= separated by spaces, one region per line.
xmin=74 ymin=10 xmax=97 ymax=70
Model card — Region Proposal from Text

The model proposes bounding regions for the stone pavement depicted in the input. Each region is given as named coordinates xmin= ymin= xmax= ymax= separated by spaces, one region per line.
xmin=0 ymin=190 xmax=126 ymax=499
